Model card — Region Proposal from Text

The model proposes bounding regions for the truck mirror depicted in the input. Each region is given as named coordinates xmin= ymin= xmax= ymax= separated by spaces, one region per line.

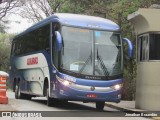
xmin=123 ymin=38 xmax=133 ymax=59
xmin=55 ymin=31 xmax=62 ymax=51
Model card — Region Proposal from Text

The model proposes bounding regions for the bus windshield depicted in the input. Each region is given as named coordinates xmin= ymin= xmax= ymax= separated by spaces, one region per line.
xmin=60 ymin=26 xmax=122 ymax=77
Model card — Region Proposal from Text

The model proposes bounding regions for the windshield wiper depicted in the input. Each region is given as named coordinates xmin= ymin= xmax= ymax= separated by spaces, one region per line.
xmin=79 ymin=51 xmax=92 ymax=74
xmin=97 ymin=49 xmax=110 ymax=76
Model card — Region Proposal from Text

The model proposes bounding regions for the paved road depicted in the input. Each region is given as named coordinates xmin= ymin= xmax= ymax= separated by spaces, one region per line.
xmin=5 ymin=90 xmax=120 ymax=111
xmin=0 ymin=90 xmax=153 ymax=120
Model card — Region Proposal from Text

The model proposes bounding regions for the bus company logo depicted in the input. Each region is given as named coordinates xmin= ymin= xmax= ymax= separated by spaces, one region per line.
xmin=90 ymin=86 xmax=95 ymax=91
xmin=1 ymin=112 xmax=42 ymax=118
xmin=2 ymin=112 xmax=11 ymax=117
xmin=27 ymin=57 xmax=38 ymax=65
xmin=85 ymin=76 xmax=101 ymax=80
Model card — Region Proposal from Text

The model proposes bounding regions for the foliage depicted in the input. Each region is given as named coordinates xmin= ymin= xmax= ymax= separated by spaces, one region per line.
xmin=47 ymin=0 xmax=68 ymax=13
xmin=0 ymin=33 xmax=15 ymax=72
xmin=0 ymin=0 xmax=23 ymax=20
xmin=0 ymin=0 xmax=24 ymax=33
xmin=20 ymin=0 xmax=52 ymax=23
xmin=0 ymin=22 xmax=6 ymax=33
xmin=20 ymin=0 xmax=70 ymax=23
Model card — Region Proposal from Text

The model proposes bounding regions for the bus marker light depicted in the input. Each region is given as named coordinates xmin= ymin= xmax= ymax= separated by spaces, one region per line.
xmin=118 ymin=94 xmax=121 ymax=99
xmin=60 ymin=89 xmax=64 ymax=94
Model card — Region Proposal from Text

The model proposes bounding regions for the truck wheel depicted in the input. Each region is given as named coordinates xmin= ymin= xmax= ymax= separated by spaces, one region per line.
xmin=47 ymin=88 xmax=59 ymax=107
xmin=15 ymin=82 xmax=25 ymax=99
xmin=47 ymin=88 xmax=54 ymax=106
xmin=96 ymin=102 xmax=105 ymax=110
xmin=25 ymin=94 xmax=32 ymax=100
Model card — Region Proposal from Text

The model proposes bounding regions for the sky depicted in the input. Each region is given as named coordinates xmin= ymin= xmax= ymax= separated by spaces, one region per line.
xmin=5 ymin=1 xmax=48 ymax=34
xmin=3 ymin=1 xmax=49 ymax=34
xmin=6 ymin=14 xmax=33 ymax=34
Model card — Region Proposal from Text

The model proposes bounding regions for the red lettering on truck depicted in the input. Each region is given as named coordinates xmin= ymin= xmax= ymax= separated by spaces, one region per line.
xmin=27 ymin=57 xmax=38 ymax=65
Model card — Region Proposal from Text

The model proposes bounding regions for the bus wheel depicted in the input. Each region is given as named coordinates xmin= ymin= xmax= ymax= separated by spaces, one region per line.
xmin=15 ymin=82 xmax=24 ymax=99
xmin=47 ymin=88 xmax=54 ymax=106
xmin=96 ymin=102 xmax=105 ymax=111
xmin=25 ymin=95 xmax=32 ymax=100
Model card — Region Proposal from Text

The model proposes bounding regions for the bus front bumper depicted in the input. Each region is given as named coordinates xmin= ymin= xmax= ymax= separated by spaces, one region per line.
xmin=51 ymin=82 xmax=122 ymax=103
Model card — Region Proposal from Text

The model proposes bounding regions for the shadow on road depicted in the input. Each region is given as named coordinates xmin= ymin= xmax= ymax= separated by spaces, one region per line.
xmin=31 ymin=98 xmax=97 ymax=111
xmin=29 ymin=98 xmax=126 ymax=117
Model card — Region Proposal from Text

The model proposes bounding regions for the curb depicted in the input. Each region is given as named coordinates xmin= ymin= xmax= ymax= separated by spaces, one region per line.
xmin=105 ymin=103 xmax=129 ymax=111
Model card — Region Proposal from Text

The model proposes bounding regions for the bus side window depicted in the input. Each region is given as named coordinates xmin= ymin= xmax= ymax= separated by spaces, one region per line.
xmin=24 ymin=33 xmax=36 ymax=53
xmin=14 ymin=38 xmax=22 ymax=56
xmin=11 ymin=42 xmax=15 ymax=56
xmin=37 ymin=25 xmax=50 ymax=53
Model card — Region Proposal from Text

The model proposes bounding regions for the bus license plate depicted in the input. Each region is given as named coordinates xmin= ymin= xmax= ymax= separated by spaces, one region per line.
xmin=86 ymin=94 xmax=97 ymax=98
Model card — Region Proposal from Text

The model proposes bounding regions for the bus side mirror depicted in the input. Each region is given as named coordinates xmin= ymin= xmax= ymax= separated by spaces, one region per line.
xmin=123 ymin=38 xmax=133 ymax=59
xmin=55 ymin=31 xmax=62 ymax=51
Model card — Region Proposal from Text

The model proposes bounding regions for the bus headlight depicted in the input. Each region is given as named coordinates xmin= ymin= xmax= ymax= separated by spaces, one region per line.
xmin=56 ymin=75 xmax=74 ymax=86
xmin=63 ymin=80 xmax=70 ymax=86
xmin=111 ymin=84 xmax=122 ymax=90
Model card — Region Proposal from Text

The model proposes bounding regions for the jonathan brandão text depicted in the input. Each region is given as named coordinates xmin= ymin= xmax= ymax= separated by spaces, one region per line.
xmin=125 ymin=112 xmax=157 ymax=117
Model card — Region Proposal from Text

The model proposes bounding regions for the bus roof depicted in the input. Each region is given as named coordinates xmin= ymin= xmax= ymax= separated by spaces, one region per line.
xmin=14 ymin=13 xmax=120 ymax=39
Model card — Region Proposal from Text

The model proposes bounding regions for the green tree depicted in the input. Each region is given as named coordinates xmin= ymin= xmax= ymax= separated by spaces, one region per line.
xmin=0 ymin=33 xmax=15 ymax=71
xmin=107 ymin=0 xmax=160 ymax=100
xmin=0 ymin=0 xmax=24 ymax=33
xmin=20 ymin=0 xmax=70 ymax=23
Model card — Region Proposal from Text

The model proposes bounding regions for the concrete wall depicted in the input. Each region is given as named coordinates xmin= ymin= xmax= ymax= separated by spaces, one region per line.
xmin=128 ymin=8 xmax=160 ymax=34
xmin=136 ymin=62 xmax=160 ymax=110
xmin=128 ymin=8 xmax=160 ymax=110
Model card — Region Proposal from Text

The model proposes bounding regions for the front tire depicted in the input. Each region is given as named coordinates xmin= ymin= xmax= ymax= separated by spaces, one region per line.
xmin=15 ymin=82 xmax=25 ymax=99
xmin=96 ymin=102 xmax=105 ymax=110
xmin=47 ymin=88 xmax=60 ymax=107
xmin=47 ymin=88 xmax=52 ymax=106
xmin=25 ymin=94 xmax=32 ymax=100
